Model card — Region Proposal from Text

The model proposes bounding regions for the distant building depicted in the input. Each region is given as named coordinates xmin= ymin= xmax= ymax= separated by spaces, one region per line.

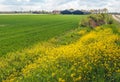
xmin=61 ymin=10 xmax=72 ymax=14
xmin=60 ymin=9 xmax=85 ymax=15
xmin=72 ymin=10 xmax=84 ymax=14
xmin=52 ymin=10 xmax=61 ymax=14
xmin=32 ymin=11 xmax=41 ymax=14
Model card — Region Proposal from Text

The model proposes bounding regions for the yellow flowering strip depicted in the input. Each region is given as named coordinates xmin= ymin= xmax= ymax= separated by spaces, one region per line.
xmin=1 ymin=27 xmax=120 ymax=82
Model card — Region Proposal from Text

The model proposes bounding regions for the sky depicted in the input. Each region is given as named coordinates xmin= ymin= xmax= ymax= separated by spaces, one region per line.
xmin=0 ymin=0 xmax=120 ymax=12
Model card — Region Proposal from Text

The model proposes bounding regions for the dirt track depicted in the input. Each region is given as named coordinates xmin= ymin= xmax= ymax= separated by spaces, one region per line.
xmin=112 ymin=15 xmax=120 ymax=23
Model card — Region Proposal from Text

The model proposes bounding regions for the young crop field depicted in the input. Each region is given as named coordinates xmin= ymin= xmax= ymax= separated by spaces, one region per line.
xmin=0 ymin=15 xmax=84 ymax=56
xmin=0 ymin=14 xmax=120 ymax=82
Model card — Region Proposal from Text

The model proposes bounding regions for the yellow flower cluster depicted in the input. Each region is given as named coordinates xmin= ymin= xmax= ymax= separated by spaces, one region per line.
xmin=1 ymin=27 xmax=120 ymax=82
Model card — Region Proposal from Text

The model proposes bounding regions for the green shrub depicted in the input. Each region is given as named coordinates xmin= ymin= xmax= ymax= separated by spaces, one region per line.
xmin=80 ymin=14 xmax=113 ymax=28
xmin=80 ymin=18 xmax=90 ymax=27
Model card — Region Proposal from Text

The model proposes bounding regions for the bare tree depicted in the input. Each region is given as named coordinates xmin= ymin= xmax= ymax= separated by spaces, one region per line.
xmin=103 ymin=8 xmax=108 ymax=13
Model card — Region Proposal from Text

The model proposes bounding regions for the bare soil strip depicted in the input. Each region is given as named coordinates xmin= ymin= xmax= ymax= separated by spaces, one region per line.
xmin=112 ymin=15 xmax=120 ymax=23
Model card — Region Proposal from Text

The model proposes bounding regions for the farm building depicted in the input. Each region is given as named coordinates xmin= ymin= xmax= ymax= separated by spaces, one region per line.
xmin=72 ymin=10 xmax=84 ymax=14
xmin=52 ymin=10 xmax=61 ymax=14
xmin=61 ymin=10 xmax=72 ymax=14
xmin=60 ymin=10 xmax=84 ymax=15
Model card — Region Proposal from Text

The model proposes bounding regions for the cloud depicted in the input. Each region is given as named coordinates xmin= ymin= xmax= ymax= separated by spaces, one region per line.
xmin=16 ymin=0 xmax=30 ymax=2
xmin=0 ymin=0 xmax=120 ymax=12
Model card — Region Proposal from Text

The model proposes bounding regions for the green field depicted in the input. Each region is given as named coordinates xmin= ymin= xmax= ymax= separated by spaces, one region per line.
xmin=0 ymin=15 xmax=84 ymax=56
